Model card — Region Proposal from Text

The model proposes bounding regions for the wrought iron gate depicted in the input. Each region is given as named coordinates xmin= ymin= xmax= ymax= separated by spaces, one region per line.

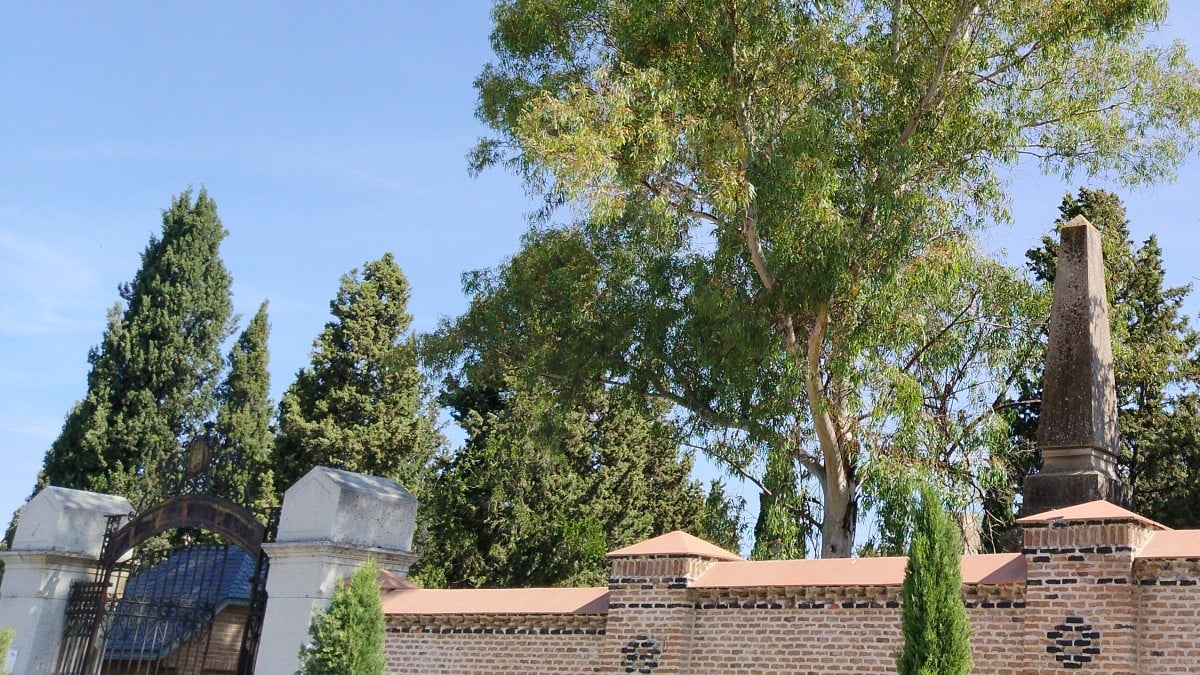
xmin=55 ymin=494 xmax=275 ymax=675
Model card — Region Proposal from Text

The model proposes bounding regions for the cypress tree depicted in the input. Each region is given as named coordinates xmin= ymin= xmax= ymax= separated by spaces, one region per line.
xmin=750 ymin=446 xmax=809 ymax=560
xmin=274 ymin=254 xmax=437 ymax=496
xmin=210 ymin=301 xmax=275 ymax=510
xmin=0 ymin=625 xmax=12 ymax=672
xmin=37 ymin=189 xmax=234 ymax=508
xmin=897 ymin=483 xmax=973 ymax=675
xmin=414 ymin=377 xmax=735 ymax=588
xmin=299 ymin=562 xmax=386 ymax=675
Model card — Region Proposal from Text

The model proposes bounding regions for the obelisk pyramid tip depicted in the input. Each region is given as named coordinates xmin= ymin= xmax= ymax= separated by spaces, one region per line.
xmin=1062 ymin=214 xmax=1095 ymax=229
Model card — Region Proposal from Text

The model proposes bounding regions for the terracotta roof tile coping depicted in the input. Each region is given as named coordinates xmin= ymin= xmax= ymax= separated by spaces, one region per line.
xmin=693 ymin=553 xmax=1025 ymax=588
xmin=606 ymin=530 xmax=743 ymax=561
xmin=1138 ymin=530 xmax=1200 ymax=559
xmin=1015 ymin=499 xmax=1169 ymax=530
xmin=378 ymin=569 xmax=418 ymax=591
xmin=381 ymin=587 xmax=610 ymax=616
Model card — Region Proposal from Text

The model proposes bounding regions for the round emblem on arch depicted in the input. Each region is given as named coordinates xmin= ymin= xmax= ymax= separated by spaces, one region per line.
xmin=620 ymin=633 xmax=662 ymax=673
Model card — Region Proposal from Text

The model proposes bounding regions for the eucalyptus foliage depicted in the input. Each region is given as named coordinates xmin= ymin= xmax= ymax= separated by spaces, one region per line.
xmin=467 ymin=0 xmax=1200 ymax=555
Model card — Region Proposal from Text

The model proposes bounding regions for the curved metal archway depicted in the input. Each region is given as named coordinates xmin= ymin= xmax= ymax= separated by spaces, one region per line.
xmin=100 ymin=493 xmax=266 ymax=565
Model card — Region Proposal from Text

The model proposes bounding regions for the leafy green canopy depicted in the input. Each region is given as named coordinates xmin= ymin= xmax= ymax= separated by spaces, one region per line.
xmin=897 ymin=483 xmax=973 ymax=675
xmin=413 ymin=376 xmax=742 ymax=588
xmin=468 ymin=0 xmax=1200 ymax=556
xmin=300 ymin=562 xmax=387 ymax=675
xmin=275 ymin=254 xmax=440 ymax=497
xmin=38 ymin=189 xmax=235 ymax=509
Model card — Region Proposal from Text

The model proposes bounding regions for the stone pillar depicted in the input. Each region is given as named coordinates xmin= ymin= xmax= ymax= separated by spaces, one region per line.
xmin=0 ymin=487 xmax=132 ymax=674
xmin=1017 ymin=502 xmax=1160 ymax=673
xmin=1023 ymin=215 xmax=1129 ymax=515
xmin=603 ymin=531 xmax=741 ymax=673
xmin=256 ymin=467 xmax=418 ymax=675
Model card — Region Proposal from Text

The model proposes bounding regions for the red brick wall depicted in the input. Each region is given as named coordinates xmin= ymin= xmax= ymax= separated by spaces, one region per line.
xmin=1021 ymin=520 xmax=1154 ymax=674
xmin=385 ymin=613 xmax=604 ymax=674
xmin=604 ymin=555 xmax=716 ymax=674
xmin=684 ymin=583 xmax=1024 ymax=673
xmin=383 ymin=581 xmax=1027 ymax=673
xmin=381 ymin=525 xmax=1200 ymax=674
xmin=1135 ymin=558 xmax=1200 ymax=673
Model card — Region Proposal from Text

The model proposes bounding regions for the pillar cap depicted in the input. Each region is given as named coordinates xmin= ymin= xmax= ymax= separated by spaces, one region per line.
xmin=606 ymin=530 xmax=742 ymax=560
xmin=1016 ymin=499 xmax=1166 ymax=530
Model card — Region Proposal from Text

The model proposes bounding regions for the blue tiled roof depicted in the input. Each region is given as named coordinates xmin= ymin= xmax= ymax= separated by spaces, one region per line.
xmin=104 ymin=544 xmax=257 ymax=662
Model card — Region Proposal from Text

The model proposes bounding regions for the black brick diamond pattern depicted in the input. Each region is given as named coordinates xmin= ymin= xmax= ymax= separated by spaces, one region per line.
xmin=1046 ymin=616 xmax=1101 ymax=669
xmin=620 ymin=634 xmax=662 ymax=673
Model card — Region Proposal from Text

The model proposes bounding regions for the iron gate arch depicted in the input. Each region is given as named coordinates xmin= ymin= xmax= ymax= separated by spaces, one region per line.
xmin=56 ymin=494 xmax=275 ymax=675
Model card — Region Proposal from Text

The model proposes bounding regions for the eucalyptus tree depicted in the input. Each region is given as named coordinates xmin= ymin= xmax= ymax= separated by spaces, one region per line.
xmin=463 ymin=0 xmax=1200 ymax=556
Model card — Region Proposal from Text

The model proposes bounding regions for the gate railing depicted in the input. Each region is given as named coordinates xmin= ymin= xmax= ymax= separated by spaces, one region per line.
xmin=55 ymin=497 xmax=274 ymax=675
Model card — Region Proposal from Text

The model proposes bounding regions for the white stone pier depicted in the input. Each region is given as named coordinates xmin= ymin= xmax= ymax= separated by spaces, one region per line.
xmin=256 ymin=467 xmax=418 ymax=675
xmin=0 ymin=487 xmax=132 ymax=674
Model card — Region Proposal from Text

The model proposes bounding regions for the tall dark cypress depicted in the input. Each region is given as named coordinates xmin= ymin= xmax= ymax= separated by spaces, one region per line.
xmin=210 ymin=301 xmax=275 ymax=510
xmin=274 ymin=254 xmax=437 ymax=496
xmin=36 ymin=189 xmax=235 ymax=508
xmin=413 ymin=377 xmax=737 ymax=589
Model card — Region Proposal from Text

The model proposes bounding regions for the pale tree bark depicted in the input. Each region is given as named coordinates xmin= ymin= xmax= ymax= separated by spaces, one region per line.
xmin=802 ymin=308 xmax=856 ymax=557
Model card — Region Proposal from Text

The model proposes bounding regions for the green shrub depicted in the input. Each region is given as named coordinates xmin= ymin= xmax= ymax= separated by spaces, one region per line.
xmin=0 ymin=626 xmax=13 ymax=674
xmin=896 ymin=484 xmax=973 ymax=675
xmin=299 ymin=562 xmax=386 ymax=675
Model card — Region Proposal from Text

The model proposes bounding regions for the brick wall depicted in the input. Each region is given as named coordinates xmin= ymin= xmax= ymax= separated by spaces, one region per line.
xmin=1021 ymin=520 xmax=1155 ymax=673
xmin=1135 ymin=558 xmax=1200 ymax=673
xmin=682 ymin=583 xmax=1024 ymax=673
xmin=605 ymin=555 xmax=717 ymax=674
xmin=385 ymin=613 xmax=604 ymax=674
xmin=382 ymin=516 xmax=1200 ymax=674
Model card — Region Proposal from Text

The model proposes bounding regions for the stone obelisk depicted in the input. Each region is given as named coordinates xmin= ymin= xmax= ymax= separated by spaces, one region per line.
xmin=1020 ymin=215 xmax=1130 ymax=515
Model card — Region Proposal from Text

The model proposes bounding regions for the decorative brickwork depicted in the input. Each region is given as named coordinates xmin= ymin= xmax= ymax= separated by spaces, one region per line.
xmin=1045 ymin=616 xmax=1101 ymax=669
xmin=620 ymin=634 xmax=662 ymax=673
xmin=1017 ymin=510 xmax=1162 ymax=674
xmin=691 ymin=584 xmax=901 ymax=610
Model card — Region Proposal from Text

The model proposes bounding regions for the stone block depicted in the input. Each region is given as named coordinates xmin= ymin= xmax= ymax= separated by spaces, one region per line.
xmin=10 ymin=486 xmax=133 ymax=557
xmin=276 ymin=466 xmax=417 ymax=551
xmin=1021 ymin=471 xmax=1131 ymax=516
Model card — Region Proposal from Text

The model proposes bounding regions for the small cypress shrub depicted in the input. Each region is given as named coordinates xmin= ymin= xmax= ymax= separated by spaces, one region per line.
xmin=0 ymin=626 xmax=13 ymax=674
xmin=896 ymin=484 xmax=973 ymax=675
xmin=299 ymin=562 xmax=386 ymax=675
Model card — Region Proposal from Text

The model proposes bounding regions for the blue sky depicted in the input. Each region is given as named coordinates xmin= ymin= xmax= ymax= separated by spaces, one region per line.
xmin=3 ymin=3 xmax=1200 ymax=533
